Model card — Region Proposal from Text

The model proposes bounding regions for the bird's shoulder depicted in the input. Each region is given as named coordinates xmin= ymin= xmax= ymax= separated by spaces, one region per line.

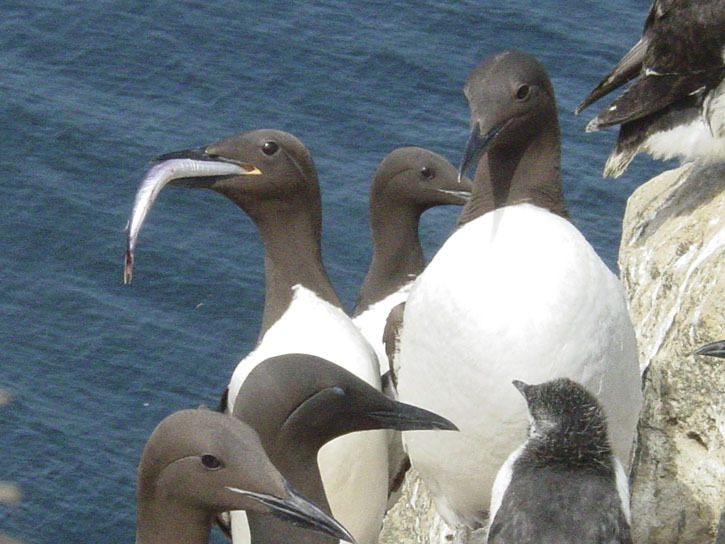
xmin=645 ymin=0 xmax=725 ymax=74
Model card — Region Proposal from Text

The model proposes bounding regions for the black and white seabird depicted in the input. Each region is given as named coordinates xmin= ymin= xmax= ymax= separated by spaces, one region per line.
xmin=232 ymin=353 xmax=457 ymax=543
xmin=487 ymin=379 xmax=632 ymax=544
xmin=576 ymin=0 xmax=725 ymax=177
xmin=696 ymin=339 xmax=725 ymax=358
xmin=352 ymin=147 xmax=472 ymax=378
xmin=350 ymin=147 xmax=471 ymax=501
xmin=396 ymin=50 xmax=642 ymax=529
xmin=135 ymin=409 xmax=353 ymax=544
xmin=125 ymin=130 xmax=389 ymax=544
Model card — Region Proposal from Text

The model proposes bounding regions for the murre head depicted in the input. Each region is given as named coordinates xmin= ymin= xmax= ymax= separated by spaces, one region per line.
xmin=354 ymin=147 xmax=473 ymax=314
xmin=123 ymin=129 xmax=324 ymax=287
xmin=157 ymin=129 xmax=321 ymax=229
xmin=372 ymin=147 xmax=473 ymax=210
xmin=235 ymin=354 xmax=458 ymax=459
xmin=125 ymin=129 xmax=340 ymax=334
xmin=136 ymin=409 xmax=353 ymax=544
xmin=512 ymin=378 xmax=611 ymax=466
xmin=458 ymin=50 xmax=567 ymax=222
xmin=233 ymin=354 xmax=456 ymax=544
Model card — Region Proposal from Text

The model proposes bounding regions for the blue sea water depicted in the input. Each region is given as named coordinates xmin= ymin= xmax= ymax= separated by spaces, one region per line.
xmin=0 ymin=1 xmax=666 ymax=542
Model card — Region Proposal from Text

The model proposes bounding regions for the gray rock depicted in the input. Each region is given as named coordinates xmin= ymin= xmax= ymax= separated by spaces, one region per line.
xmin=380 ymin=467 xmax=486 ymax=544
xmin=619 ymin=162 xmax=725 ymax=543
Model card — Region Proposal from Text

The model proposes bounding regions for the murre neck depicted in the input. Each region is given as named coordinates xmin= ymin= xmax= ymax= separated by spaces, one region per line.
xmin=458 ymin=117 xmax=567 ymax=226
xmin=355 ymin=204 xmax=424 ymax=315
xmin=259 ymin=206 xmax=341 ymax=339
xmin=221 ymin=190 xmax=342 ymax=340
xmin=136 ymin=494 xmax=211 ymax=544
xmin=136 ymin=409 xmax=353 ymax=544
xmin=354 ymin=146 xmax=472 ymax=316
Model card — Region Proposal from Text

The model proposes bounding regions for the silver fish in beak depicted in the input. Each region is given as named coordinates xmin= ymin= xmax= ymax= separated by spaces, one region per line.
xmin=123 ymin=155 xmax=260 ymax=284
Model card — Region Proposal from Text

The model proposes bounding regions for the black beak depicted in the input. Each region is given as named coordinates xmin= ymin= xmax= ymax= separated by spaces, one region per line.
xmin=695 ymin=340 xmax=725 ymax=359
xmin=367 ymin=401 xmax=458 ymax=432
xmin=226 ymin=482 xmax=355 ymax=543
xmin=436 ymin=173 xmax=474 ymax=204
xmin=156 ymin=148 xmax=215 ymax=162
xmin=458 ymin=120 xmax=506 ymax=183
xmin=156 ymin=147 xmax=256 ymax=167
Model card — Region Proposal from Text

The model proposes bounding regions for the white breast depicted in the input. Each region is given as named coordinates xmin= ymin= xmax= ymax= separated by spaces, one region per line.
xmin=353 ymin=284 xmax=412 ymax=375
xmin=645 ymin=80 xmax=725 ymax=164
xmin=487 ymin=443 xmax=525 ymax=529
xmin=614 ymin=456 xmax=631 ymax=524
xmin=229 ymin=285 xmax=387 ymax=544
xmin=397 ymin=204 xmax=642 ymax=528
xmin=227 ymin=285 xmax=381 ymax=407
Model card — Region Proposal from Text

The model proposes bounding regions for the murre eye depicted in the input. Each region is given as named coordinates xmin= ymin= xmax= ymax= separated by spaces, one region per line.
xmin=331 ymin=386 xmax=345 ymax=397
xmin=515 ymin=84 xmax=531 ymax=101
xmin=262 ymin=141 xmax=279 ymax=156
xmin=420 ymin=166 xmax=435 ymax=180
xmin=201 ymin=454 xmax=222 ymax=470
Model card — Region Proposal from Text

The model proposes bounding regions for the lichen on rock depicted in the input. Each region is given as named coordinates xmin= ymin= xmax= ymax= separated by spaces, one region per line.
xmin=380 ymin=467 xmax=486 ymax=544
xmin=619 ymin=162 xmax=725 ymax=544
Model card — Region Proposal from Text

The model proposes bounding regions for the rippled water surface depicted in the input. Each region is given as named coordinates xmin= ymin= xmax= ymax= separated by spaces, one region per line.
xmin=0 ymin=1 xmax=665 ymax=542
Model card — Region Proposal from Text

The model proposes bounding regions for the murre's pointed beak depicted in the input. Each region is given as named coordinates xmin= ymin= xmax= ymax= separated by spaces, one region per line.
xmin=458 ymin=120 xmax=506 ymax=183
xmin=226 ymin=482 xmax=355 ymax=543
xmin=695 ymin=340 xmax=725 ymax=359
xmin=367 ymin=400 xmax=458 ymax=432
xmin=435 ymin=188 xmax=472 ymax=203
xmin=342 ymin=374 xmax=458 ymax=432
xmin=436 ymin=173 xmax=474 ymax=204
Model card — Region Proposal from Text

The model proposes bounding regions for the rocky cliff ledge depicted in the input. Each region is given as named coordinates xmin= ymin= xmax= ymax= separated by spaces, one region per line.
xmin=380 ymin=162 xmax=725 ymax=544
xmin=379 ymin=466 xmax=479 ymax=544
xmin=619 ymin=162 xmax=725 ymax=544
